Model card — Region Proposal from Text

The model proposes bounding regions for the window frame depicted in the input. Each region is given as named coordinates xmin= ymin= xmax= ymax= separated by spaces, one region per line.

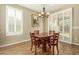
xmin=6 ymin=6 xmax=23 ymax=36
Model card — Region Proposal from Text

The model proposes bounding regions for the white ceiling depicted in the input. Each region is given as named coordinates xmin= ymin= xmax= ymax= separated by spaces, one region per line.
xmin=19 ymin=4 xmax=69 ymax=12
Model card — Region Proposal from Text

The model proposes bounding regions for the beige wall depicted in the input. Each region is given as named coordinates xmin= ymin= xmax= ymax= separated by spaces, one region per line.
xmin=0 ymin=4 xmax=43 ymax=46
xmin=42 ymin=17 xmax=48 ymax=32
xmin=72 ymin=5 xmax=79 ymax=44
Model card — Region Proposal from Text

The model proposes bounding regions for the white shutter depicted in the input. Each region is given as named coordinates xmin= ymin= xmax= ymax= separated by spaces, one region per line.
xmin=6 ymin=6 xmax=23 ymax=36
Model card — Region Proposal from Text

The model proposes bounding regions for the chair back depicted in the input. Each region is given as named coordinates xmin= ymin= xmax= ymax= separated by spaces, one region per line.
xmin=49 ymin=30 xmax=55 ymax=34
xmin=34 ymin=30 xmax=39 ymax=34
xmin=54 ymin=32 xmax=60 ymax=44
xmin=50 ymin=32 xmax=60 ymax=45
xmin=30 ymin=32 xmax=39 ymax=45
xmin=30 ymin=32 xmax=35 ymax=41
xmin=49 ymin=35 xmax=55 ymax=44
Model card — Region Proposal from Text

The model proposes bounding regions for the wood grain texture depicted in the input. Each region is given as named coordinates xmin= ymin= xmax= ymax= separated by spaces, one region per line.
xmin=0 ymin=41 xmax=79 ymax=55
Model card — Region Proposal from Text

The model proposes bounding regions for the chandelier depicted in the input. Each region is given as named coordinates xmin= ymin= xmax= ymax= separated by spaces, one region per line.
xmin=38 ymin=5 xmax=50 ymax=18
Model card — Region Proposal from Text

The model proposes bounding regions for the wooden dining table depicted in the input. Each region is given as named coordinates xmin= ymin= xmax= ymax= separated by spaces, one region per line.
xmin=35 ymin=33 xmax=53 ymax=52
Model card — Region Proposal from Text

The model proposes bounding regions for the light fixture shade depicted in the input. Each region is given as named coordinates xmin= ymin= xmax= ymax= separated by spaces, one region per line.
xmin=41 ymin=12 xmax=44 ymax=14
xmin=46 ymin=12 xmax=50 ymax=15
xmin=38 ymin=14 xmax=41 ymax=16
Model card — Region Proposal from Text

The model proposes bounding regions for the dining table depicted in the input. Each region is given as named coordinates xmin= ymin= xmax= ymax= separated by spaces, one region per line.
xmin=35 ymin=32 xmax=53 ymax=52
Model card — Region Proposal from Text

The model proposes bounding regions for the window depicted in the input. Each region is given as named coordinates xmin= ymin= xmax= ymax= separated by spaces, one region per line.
xmin=6 ymin=6 xmax=23 ymax=36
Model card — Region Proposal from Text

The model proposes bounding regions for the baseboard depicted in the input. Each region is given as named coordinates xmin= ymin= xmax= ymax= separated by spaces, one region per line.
xmin=1 ymin=39 xmax=79 ymax=48
xmin=72 ymin=43 xmax=79 ymax=46
xmin=59 ymin=40 xmax=72 ymax=44
xmin=59 ymin=40 xmax=79 ymax=46
xmin=0 ymin=39 xmax=30 ymax=48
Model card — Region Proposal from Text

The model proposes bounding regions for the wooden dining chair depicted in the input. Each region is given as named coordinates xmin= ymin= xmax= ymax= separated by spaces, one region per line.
xmin=34 ymin=30 xmax=42 ymax=48
xmin=30 ymin=32 xmax=40 ymax=54
xmin=49 ymin=30 xmax=55 ymax=34
xmin=49 ymin=32 xmax=60 ymax=55
xmin=34 ymin=30 xmax=39 ymax=34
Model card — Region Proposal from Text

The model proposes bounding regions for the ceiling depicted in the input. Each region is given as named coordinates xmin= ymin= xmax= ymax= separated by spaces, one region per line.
xmin=19 ymin=4 xmax=69 ymax=12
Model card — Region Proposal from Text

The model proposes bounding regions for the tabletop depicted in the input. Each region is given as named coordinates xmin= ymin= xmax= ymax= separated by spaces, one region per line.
xmin=35 ymin=32 xmax=53 ymax=38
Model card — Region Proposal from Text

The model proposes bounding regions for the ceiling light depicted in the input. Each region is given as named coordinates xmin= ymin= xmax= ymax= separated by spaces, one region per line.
xmin=38 ymin=4 xmax=50 ymax=18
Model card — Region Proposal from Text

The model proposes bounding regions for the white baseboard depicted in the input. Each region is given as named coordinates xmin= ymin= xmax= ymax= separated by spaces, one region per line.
xmin=72 ymin=43 xmax=79 ymax=46
xmin=1 ymin=39 xmax=79 ymax=48
xmin=0 ymin=39 xmax=30 ymax=48
xmin=59 ymin=40 xmax=79 ymax=46
xmin=59 ymin=40 xmax=72 ymax=44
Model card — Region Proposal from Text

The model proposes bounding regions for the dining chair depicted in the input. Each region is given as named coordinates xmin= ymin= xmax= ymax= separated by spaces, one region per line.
xmin=49 ymin=32 xmax=60 ymax=55
xmin=34 ymin=30 xmax=39 ymax=34
xmin=30 ymin=32 xmax=40 ymax=54
xmin=49 ymin=30 xmax=55 ymax=34
xmin=34 ymin=30 xmax=42 ymax=48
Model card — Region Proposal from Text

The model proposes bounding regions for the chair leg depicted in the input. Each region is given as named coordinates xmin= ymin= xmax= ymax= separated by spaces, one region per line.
xmin=38 ymin=44 xmax=40 ymax=48
xmin=49 ymin=44 xmax=51 ymax=53
xmin=52 ymin=46 xmax=54 ymax=55
xmin=35 ymin=45 xmax=37 ymax=55
xmin=31 ymin=43 xmax=33 ymax=51
xmin=49 ymin=44 xmax=51 ymax=49
xmin=56 ymin=45 xmax=59 ymax=55
xmin=38 ymin=41 xmax=40 ymax=48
